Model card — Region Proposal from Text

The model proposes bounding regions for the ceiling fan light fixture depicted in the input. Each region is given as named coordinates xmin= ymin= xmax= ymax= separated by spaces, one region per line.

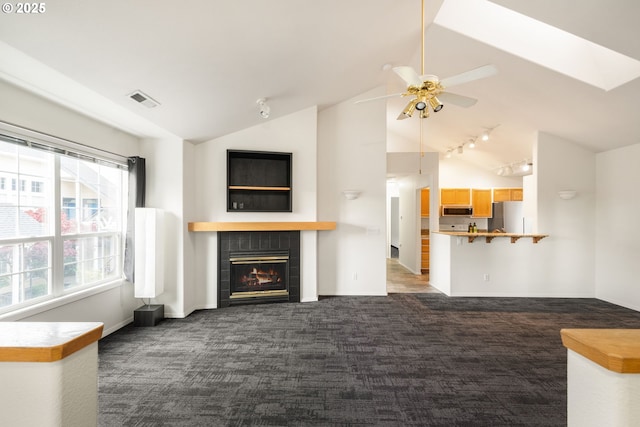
xmin=400 ymin=99 xmax=418 ymax=119
xmin=415 ymin=95 xmax=428 ymax=111
xmin=420 ymin=108 xmax=429 ymax=119
xmin=429 ymin=96 xmax=444 ymax=112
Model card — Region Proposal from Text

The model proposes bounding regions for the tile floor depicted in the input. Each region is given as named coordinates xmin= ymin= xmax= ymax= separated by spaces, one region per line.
xmin=386 ymin=258 xmax=440 ymax=293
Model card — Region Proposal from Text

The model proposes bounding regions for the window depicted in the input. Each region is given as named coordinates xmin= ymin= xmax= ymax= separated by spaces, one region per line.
xmin=31 ymin=181 xmax=44 ymax=193
xmin=0 ymin=134 xmax=128 ymax=313
xmin=0 ymin=177 xmax=5 ymax=190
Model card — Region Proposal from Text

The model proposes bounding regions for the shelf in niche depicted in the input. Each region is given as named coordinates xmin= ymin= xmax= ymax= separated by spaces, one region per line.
xmin=228 ymin=186 xmax=291 ymax=191
xmin=227 ymin=150 xmax=292 ymax=212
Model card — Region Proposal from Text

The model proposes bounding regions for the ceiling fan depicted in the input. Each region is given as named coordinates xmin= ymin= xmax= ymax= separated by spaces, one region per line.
xmin=357 ymin=0 xmax=497 ymax=120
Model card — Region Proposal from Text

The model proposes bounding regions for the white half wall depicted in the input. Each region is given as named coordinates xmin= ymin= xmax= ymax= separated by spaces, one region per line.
xmin=595 ymin=143 xmax=640 ymax=311
xmin=317 ymin=88 xmax=387 ymax=296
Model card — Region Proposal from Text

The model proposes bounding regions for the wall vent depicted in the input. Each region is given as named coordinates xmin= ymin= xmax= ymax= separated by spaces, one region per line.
xmin=128 ymin=90 xmax=160 ymax=108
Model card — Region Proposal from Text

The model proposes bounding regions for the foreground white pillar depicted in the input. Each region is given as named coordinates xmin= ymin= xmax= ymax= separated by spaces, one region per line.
xmin=0 ymin=322 xmax=103 ymax=427
xmin=561 ymin=329 xmax=640 ymax=427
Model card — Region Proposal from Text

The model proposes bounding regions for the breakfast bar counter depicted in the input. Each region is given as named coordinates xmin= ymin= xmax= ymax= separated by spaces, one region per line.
xmin=430 ymin=230 xmax=552 ymax=297
xmin=435 ymin=231 xmax=548 ymax=244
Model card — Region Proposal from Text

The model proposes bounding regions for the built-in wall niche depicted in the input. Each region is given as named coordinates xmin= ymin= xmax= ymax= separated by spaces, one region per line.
xmin=227 ymin=150 xmax=292 ymax=212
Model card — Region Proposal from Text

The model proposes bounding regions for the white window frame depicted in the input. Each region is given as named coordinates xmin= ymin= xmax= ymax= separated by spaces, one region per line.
xmin=0 ymin=123 xmax=129 ymax=315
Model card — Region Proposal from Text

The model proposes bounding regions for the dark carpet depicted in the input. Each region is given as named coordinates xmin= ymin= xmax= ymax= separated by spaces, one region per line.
xmin=98 ymin=294 xmax=640 ymax=426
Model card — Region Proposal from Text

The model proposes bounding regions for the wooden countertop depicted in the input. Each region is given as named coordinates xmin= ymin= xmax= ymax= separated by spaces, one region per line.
xmin=0 ymin=322 xmax=104 ymax=362
xmin=435 ymin=231 xmax=548 ymax=244
xmin=188 ymin=221 xmax=337 ymax=232
xmin=561 ymin=329 xmax=640 ymax=373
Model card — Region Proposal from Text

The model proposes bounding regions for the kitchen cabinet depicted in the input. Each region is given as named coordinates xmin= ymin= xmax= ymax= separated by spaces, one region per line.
xmin=472 ymin=189 xmax=492 ymax=217
xmin=421 ymin=234 xmax=429 ymax=272
xmin=493 ymin=188 xmax=523 ymax=202
xmin=440 ymin=188 xmax=471 ymax=205
xmin=420 ymin=188 xmax=430 ymax=217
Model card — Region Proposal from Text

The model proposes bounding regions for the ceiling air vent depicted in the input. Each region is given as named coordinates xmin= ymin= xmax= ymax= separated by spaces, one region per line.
xmin=128 ymin=90 xmax=160 ymax=108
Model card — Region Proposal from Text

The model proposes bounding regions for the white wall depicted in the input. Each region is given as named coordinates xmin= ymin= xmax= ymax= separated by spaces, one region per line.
xmin=535 ymin=132 xmax=596 ymax=294
xmin=0 ymin=79 xmax=141 ymax=335
xmin=317 ymin=88 xmax=387 ymax=296
xmin=139 ymin=136 xmax=191 ymax=318
xmin=595 ymin=143 xmax=640 ymax=311
xmin=192 ymin=106 xmax=320 ymax=307
xmin=439 ymin=155 xmax=523 ymax=188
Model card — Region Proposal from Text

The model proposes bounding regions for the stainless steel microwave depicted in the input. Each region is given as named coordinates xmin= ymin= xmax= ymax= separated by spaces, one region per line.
xmin=441 ymin=206 xmax=473 ymax=216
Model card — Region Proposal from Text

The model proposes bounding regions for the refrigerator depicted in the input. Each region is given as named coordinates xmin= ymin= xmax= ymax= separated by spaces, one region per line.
xmin=488 ymin=202 xmax=524 ymax=233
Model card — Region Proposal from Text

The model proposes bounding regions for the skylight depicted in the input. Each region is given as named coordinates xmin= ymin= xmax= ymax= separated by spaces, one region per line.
xmin=434 ymin=0 xmax=640 ymax=91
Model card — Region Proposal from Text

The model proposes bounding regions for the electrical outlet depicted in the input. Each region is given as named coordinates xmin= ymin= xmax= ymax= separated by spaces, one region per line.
xmin=483 ymin=273 xmax=490 ymax=282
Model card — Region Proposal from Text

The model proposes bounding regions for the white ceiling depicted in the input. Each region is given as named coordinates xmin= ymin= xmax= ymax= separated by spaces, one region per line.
xmin=1 ymin=0 xmax=639 ymax=174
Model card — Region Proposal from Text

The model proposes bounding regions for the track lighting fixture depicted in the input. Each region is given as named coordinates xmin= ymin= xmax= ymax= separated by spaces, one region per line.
xmin=496 ymin=159 xmax=533 ymax=176
xmin=481 ymin=125 xmax=499 ymax=141
xmin=256 ymin=98 xmax=270 ymax=119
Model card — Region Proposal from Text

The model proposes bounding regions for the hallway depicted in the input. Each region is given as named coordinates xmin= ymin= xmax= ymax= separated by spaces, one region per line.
xmin=386 ymin=258 xmax=440 ymax=294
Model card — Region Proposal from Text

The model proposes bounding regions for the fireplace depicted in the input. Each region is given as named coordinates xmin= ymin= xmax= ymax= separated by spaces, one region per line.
xmin=230 ymin=251 xmax=289 ymax=302
xmin=218 ymin=231 xmax=300 ymax=306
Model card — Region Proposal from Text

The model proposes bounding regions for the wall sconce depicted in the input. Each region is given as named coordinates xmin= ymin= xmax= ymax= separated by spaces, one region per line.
xmin=558 ymin=190 xmax=577 ymax=200
xmin=342 ymin=190 xmax=362 ymax=200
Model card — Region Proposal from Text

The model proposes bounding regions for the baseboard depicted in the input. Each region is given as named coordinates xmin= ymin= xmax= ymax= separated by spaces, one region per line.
xmin=102 ymin=316 xmax=134 ymax=337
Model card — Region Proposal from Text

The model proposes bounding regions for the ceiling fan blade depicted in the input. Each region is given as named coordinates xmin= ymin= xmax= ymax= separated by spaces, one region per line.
xmin=355 ymin=92 xmax=404 ymax=104
xmin=440 ymin=64 xmax=498 ymax=88
xmin=438 ymin=92 xmax=478 ymax=108
xmin=393 ymin=66 xmax=422 ymax=87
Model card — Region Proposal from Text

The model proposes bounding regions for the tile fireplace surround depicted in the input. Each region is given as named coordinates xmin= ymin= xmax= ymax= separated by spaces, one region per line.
xmin=218 ymin=231 xmax=300 ymax=307
xmin=188 ymin=221 xmax=337 ymax=307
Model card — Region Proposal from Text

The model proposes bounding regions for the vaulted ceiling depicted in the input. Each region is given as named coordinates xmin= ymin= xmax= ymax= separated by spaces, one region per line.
xmin=1 ymin=0 xmax=639 ymax=174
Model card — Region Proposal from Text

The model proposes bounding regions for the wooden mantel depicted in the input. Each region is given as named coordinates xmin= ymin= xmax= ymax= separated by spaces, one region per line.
xmin=188 ymin=221 xmax=337 ymax=232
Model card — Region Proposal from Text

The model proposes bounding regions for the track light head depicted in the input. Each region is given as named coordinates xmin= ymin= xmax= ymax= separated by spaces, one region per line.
xmin=256 ymin=98 xmax=270 ymax=119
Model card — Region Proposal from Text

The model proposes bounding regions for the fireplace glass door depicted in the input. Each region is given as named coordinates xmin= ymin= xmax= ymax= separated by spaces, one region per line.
xmin=229 ymin=251 xmax=289 ymax=301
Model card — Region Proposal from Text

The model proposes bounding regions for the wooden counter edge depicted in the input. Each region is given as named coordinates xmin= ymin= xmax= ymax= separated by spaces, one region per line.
xmin=0 ymin=323 xmax=104 ymax=363
xmin=560 ymin=329 xmax=640 ymax=373
xmin=188 ymin=221 xmax=337 ymax=232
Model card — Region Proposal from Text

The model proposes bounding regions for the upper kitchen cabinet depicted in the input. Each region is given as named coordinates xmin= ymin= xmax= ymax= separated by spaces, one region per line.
xmin=440 ymin=188 xmax=471 ymax=205
xmin=227 ymin=149 xmax=292 ymax=212
xmin=493 ymin=187 xmax=523 ymax=202
xmin=420 ymin=188 xmax=430 ymax=217
xmin=471 ymin=189 xmax=492 ymax=217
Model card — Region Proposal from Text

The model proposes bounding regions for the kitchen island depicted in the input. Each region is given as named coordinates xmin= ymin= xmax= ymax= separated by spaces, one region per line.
xmin=429 ymin=231 xmax=574 ymax=297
